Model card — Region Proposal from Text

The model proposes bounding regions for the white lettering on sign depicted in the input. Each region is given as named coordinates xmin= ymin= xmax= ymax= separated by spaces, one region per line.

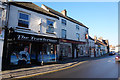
xmin=17 ymin=34 xmax=58 ymax=43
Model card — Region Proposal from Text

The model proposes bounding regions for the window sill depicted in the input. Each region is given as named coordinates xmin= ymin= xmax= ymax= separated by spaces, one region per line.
xmin=15 ymin=26 xmax=31 ymax=30
xmin=46 ymin=32 xmax=56 ymax=35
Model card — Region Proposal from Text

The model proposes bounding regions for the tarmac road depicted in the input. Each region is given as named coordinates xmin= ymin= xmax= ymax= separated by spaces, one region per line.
xmin=28 ymin=55 xmax=118 ymax=79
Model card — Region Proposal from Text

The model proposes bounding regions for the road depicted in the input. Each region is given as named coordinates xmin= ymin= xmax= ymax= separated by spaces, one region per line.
xmin=25 ymin=55 xmax=119 ymax=79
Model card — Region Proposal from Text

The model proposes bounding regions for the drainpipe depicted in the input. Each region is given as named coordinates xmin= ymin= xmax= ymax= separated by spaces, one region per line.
xmin=2 ymin=1 xmax=10 ymax=70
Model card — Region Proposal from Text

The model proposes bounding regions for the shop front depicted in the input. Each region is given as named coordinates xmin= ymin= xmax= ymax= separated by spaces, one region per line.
xmin=4 ymin=31 xmax=59 ymax=69
xmin=59 ymin=39 xmax=86 ymax=59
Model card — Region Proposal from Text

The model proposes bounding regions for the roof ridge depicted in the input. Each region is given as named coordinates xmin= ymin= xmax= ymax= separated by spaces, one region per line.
xmin=43 ymin=4 xmax=88 ymax=28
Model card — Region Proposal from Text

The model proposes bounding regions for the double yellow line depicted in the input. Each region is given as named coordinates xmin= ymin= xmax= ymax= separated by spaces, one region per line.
xmin=12 ymin=61 xmax=88 ymax=80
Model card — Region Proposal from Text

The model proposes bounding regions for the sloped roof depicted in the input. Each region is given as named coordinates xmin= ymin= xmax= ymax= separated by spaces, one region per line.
xmin=42 ymin=4 xmax=88 ymax=29
xmin=9 ymin=2 xmax=59 ymax=19
xmin=89 ymin=36 xmax=94 ymax=41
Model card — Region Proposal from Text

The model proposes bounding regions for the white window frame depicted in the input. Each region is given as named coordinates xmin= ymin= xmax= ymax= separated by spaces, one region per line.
xmin=76 ymin=33 xmax=80 ymax=41
xmin=61 ymin=19 xmax=67 ymax=25
xmin=18 ymin=11 xmax=30 ymax=28
xmin=46 ymin=19 xmax=55 ymax=33
xmin=61 ymin=29 xmax=66 ymax=39
xmin=76 ymin=25 xmax=79 ymax=30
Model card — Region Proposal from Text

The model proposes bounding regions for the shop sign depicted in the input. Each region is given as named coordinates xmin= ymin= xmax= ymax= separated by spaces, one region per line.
xmin=9 ymin=33 xmax=58 ymax=43
xmin=98 ymin=45 xmax=101 ymax=48
xmin=18 ymin=35 xmax=58 ymax=43
xmin=85 ymin=34 xmax=88 ymax=39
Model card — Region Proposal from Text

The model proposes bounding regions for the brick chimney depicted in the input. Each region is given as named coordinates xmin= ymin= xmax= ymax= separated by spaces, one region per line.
xmin=61 ymin=9 xmax=67 ymax=16
xmin=94 ymin=36 xmax=97 ymax=43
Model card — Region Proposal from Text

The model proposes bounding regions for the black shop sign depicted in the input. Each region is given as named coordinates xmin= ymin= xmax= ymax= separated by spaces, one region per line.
xmin=8 ymin=32 xmax=59 ymax=43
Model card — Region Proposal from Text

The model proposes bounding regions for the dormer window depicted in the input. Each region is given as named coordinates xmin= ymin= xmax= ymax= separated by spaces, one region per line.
xmin=18 ymin=12 xmax=30 ymax=28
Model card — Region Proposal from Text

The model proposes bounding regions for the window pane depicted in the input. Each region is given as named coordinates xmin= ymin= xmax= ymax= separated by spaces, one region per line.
xmin=62 ymin=19 xmax=66 ymax=25
xmin=47 ymin=20 xmax=54 ymax=26
xmin=76 ymin=33 xmax=79 ymax=40
xmin=62 ymin=29 xmax=66 ymax=38
xmin=76 ymin=25 xmax=79 ymax=30
xmin=19 ymin=12 xmax=29 ymax=20
xmin=18 ymin=20 xmax=29 ymax=28
xmin=47 ymin=19 xmax=54 ymax=33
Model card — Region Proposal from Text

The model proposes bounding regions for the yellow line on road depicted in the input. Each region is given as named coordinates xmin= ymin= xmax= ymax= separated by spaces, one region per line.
xmin=12 ymin=61 xmax=88 ymax=80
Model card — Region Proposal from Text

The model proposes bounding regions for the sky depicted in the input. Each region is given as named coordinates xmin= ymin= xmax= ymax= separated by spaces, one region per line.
xmin=34 ymin=2 xmax=118 ymax=46
xmin=12 ymin=0 xmax=118 ymax=46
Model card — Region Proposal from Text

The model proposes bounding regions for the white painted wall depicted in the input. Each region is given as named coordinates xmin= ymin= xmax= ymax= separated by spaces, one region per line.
xmin=8 ymin=5 xmax=59 ymax=38
xmin=89 ymin=39 xmax=95 ymax=47
xmin=57 ymin=17 xmax=88 ymax=42
xmin=41 ymin=5 xmax=88 ymax=42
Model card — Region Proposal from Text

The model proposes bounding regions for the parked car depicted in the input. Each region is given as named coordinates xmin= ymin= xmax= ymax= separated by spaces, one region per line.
xmin=109 ymin=51 xmax=115 ymax=55
xmin=115 ymin=54 xmax=120 ymax=62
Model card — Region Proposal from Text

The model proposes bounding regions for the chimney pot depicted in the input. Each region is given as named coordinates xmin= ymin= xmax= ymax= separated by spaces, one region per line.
xmin=61 ymin=9 xmax=67 ymax=16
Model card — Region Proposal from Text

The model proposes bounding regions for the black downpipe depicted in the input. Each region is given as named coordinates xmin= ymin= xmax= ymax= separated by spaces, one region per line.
xmin=2 ymin=2 xmax=10 ymax=71
xmin=2 ymin=26 xmax=8 ymax=70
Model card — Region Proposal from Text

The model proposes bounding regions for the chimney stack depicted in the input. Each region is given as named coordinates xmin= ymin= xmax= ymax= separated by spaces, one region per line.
xmin=61 ymin=9 xmax=67 ymax=16
xmin=94 ymin=36 xmax=97 ymax=43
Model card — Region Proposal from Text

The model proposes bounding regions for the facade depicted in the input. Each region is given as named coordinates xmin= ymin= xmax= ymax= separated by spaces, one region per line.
xmin=0 ymin=2 xmax=89 ymax=70
xmin=94 ymin=36 xmax=108 ymax=57
xmin=41 ymin=5 xmax=89 ymax=59
xmin=110 ymin=45 xmax=118 ymax=52
xmin=0 ymin=1 xmax=109 ymax=71
xmin=89 ymin=36 xmax=95 ymax=57
xmin=89 ymin=36 xmax=108 ymax=57
xmin=2 ymin=2 xmax=61 ymax=70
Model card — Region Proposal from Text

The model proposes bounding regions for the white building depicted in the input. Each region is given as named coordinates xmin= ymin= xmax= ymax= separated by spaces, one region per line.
xmin=89 ymin=36 xmax=95 ymax=57
xmin=41 ymin=5 xmax=89 ymax=58
xmin=0 ymin=2 xmax=89 ymax=70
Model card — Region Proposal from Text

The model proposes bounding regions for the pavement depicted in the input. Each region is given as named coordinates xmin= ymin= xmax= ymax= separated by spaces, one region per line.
xmin=1 ymin=53 xmax=110 ymax=79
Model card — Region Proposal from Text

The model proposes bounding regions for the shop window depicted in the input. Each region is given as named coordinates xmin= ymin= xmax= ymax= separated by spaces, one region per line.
xmin=9 ymin=43 xmax=31 ymax=65
xmin=46 ymin=19 xmax=54 ymax=33
xmin=76 ymin=33 xmax=80 ymax=41
xmin=61 ymin=19 xmax=66 ymax=25
xmin=18 ymin=12 xmax=30 ymax=28
xmin=61 ymin=29 xmax=66 ymax=39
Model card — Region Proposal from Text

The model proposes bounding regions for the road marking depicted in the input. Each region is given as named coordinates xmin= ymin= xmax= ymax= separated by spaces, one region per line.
xmin=11 ymin=61 xmax=88 ymax=79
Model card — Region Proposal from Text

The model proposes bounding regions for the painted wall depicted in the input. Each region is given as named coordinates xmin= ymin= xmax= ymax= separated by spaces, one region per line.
xmin=8 ymin=5 xmax=59 ymax=38
xmin=41 ymin=5 xmax=88 ymax=42
xmin=57 ymin=17 xmax=88 ymax=42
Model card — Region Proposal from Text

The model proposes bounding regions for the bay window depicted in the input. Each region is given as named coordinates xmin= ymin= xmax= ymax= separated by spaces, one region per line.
xmin=18 ymin=12 xmax=30 ymax=28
